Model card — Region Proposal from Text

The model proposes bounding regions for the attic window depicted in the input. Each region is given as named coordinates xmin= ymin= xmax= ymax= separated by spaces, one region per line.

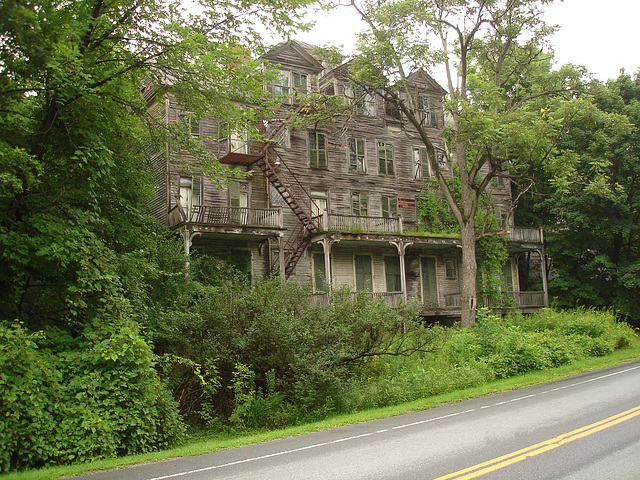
xmin=275 ymin=70 xmax=310 ymax=101
xmin=418 ymin=94 xmax=438 ymax=127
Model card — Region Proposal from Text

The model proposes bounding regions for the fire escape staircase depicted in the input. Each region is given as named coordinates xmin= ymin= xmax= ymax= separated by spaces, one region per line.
xmin=253 ymin=115 xmax=319 ymax=278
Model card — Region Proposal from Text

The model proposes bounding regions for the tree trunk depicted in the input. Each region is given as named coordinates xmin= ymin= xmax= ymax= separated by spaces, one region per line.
xmin=459 ymin=220 xmax=477 ymax=327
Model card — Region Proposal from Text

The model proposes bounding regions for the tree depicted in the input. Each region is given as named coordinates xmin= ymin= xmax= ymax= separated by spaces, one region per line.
xmin=0 ymin=0 xmax=314 ymax=467
xmin=0 ymin=0 xmax=311 ymax=329
xmin=345 ymin=0 xmax=584 ymax=325
xmin=524 ymin=73 xmax=639 ymax=325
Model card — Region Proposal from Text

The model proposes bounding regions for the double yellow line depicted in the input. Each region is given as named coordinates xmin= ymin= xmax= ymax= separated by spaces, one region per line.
xmin=434 ymin=405 xmax=640 ymax=480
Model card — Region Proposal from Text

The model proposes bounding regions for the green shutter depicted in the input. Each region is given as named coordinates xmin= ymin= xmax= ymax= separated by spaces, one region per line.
xmin=355 ymin=255 xmax=372 ymax=291
xmin=421 ymin=257 xmax=438 ymax=305
xmin=385 ymin=256 xmax=401 ymax=292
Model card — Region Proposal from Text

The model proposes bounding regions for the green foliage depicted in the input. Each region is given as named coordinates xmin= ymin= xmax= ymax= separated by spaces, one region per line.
xmin=520 ymin=73 xmax=640 ymax=325
xmin=342 ymin=308 xmax=635 ymax=409
xmin=0 ymin=320 xmax=184 ymax=473
xmin=150 ymin=277 xmax=432 ymax=429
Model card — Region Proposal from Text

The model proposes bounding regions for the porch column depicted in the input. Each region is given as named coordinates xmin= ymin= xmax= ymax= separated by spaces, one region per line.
xmin=536 ymin=247 xmax=549 ymax=307
xmin=318 ymin=236 xmax=339 ymax=291
xmin=391 ymin=241 xmax=413 ymax=303
xmin=279 ymin=236 xmax=285 ymax=279
xmin=183 ymin=229 xmax=201 ymax=275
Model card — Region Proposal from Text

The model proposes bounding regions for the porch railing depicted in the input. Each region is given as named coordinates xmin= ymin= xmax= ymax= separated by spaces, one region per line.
xmin=317 ymin=213 xmax=403 ymax=234
xmin=168 ymin=204 xmax=283 ymax=229
xmin=443 ymin=291 xmax=546 ymax=309
xmin=310 ymin=291 xmax=404 ymax=308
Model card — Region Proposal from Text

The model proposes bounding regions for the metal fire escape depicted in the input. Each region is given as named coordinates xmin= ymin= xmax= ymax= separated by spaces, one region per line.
xmin=253 ymin=116 xmax=319 ymax=278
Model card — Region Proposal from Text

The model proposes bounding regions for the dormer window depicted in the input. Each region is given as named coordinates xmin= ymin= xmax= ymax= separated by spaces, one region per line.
xmin=345 ymin=84 xmax=375 ymax=116
xmin=418 ymin=94 xmax=438 ymax=127
xmin=275 ymin=70 xmax=312 ymax=101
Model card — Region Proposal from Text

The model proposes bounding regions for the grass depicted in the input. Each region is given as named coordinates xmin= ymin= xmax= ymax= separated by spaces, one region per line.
xmin=5 ymin=336 xmax=640 ymax=480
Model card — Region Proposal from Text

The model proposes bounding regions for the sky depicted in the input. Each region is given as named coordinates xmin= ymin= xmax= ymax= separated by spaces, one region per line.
xmin=295 ymin=0 xmax=639 ymax=82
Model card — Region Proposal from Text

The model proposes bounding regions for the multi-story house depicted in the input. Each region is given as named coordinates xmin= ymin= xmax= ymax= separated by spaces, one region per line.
xmin=146 ymin=40 xmax=548 ymax=321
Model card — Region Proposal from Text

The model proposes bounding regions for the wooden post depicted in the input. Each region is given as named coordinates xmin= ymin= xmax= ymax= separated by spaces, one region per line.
xmin=391 ymin=241 xmax=412 ymax=303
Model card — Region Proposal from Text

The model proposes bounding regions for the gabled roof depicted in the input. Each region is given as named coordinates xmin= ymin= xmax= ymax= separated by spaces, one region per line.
xmin=262 ymin=40 xmax=324 ymax=74
xmin=407 ymin=69 xmax=448 ymax=95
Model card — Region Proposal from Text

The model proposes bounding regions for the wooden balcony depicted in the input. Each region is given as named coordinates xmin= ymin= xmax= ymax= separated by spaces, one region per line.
xmin=168 ymin=203 xmax=283 ymax=229
xmin=316 ymin=213 xmax=403 ymax=235
xmin=508 ymin=227 xmax=544 ymax=244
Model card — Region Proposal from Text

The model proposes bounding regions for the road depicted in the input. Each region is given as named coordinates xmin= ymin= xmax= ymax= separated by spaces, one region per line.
xmin=75 ymin=360 xmax=640 ymax=480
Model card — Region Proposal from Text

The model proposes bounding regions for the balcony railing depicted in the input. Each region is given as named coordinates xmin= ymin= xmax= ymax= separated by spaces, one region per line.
xmin=316 ymin=213 xmax=403 ymax=234
xmin=508 ymin=227 xmax=544 ymax=243
xmin=168 ymin=204 xmax=283 ymax=229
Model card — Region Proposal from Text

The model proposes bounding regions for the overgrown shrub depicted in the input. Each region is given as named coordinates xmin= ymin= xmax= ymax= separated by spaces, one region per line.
xmin=0 ymin=320 xmax=184 ymax=473
xmin=342 ymin=308 xmax=636 ymax=410
xmin=152 ymin=278 xmax=432 ymax=429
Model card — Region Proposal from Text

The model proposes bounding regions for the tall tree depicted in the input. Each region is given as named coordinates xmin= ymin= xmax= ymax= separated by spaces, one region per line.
xmin=346 ymin=0 xmax=584 ymax=325
xmin=526 ymin=73 xmax=639 ymax=324
xmin=0 ymin=0 xmax=311 ymax=328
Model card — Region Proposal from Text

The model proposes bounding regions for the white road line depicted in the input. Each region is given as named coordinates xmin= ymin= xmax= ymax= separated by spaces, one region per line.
xmin=147 ymin=362 xmax=640 ymax=480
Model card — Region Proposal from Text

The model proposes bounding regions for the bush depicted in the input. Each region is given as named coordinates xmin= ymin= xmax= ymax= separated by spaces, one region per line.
xmin=153 ymin=278 xmax=432 ymax=429
xmin=0 ymin=320 xmax=184 ymax=473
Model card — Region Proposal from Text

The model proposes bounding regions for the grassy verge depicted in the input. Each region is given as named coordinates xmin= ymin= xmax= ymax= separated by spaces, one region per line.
xmin=5 ymin=337 xmax=640 ymax=480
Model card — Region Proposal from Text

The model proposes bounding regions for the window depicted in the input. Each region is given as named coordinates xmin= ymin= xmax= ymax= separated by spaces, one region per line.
xmin=354 ymin=255 xmax=373 ymax=291
xmin=229 ymin=181 xmax=248 ymax=208
xmin=495 ymin=207 xmax=509 ymax=229
xmin=418 ymin=94 xmax=438 ymax=127
xmin=178 ymin=113 xmax=200 ymax=136
xmin=445 ymin=258 xmax=457 ymax=280
xmin=229 ymin=129 xmax=248 ymax=154
xmin=292 ymin=72 xmax=308 ymax=93
xmin=313 ymin=253 xmax=327 ymax=292
xmin=381 ymin=196 xmax=397 ymax=218
xmin=490 ymin=175 xmax=506 ymax=189
xmin=229 ymin=181 xmax=248 ymax=223
xmin=348 ymin=138 xmax=366 ymax=172
xmin=309 ymin=132 xmax=327 ymax=169
xmin=351 ymin=192 xmax=368 ymax=216
xmin=377 ymin=141 xmax=394 ymax=176
xmin=263 ymin=119 xmax=290 ymax=148
xmin=385 ymin=99 xmax=401 ymax=119
xmin=502 ymin=260 xmax=514 ymax=292
xmin=274 ymin=70 xmax=290 ymax=97
xmin=310 ymin=191 xmax=327 ymax=218
xmin=179 ymin=176 xmax=202 ymax=219
xmin=437 ymin=152 xmax=448 ymax=172
xmin=275 ymin=70 xmax=309 ymax=100
xmin=413 ymin=146 xmax=430 ymax=179
xmin=346 ymin=84 xmax=375 ymax=116
xmin=385 ymin=256 xmax=402 ymax=292
xmin=270 ymin=184 xmax=287 ymax=207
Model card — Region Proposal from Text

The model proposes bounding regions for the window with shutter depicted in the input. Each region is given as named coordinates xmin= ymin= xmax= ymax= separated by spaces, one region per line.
xmin=309 ymin=132 xmax=327 ymax=169
xmin=385 ymin=256 xmax=401 ymax=292
xmin=377 ymin=141 xmax=394 ymax=176
xmin=348 ymin=138 xmax=365 ymax=172
xmin=354 ymin=255 xmax=373 ymax=291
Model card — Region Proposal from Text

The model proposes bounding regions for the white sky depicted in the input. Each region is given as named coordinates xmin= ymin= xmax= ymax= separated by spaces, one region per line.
xmin=294 ymin=0 xmax=639 ymax=82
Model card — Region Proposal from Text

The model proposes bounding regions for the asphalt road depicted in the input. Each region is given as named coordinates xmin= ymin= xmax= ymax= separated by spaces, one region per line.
xmin=73 ymin=359 xmax=640 ymax=480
